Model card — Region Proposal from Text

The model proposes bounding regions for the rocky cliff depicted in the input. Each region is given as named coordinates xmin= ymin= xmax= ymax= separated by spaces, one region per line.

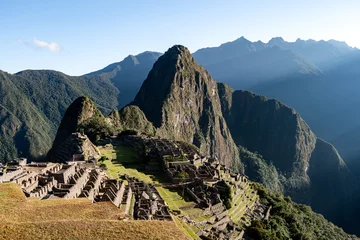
xmin=217 ymin=82 xmax=356 ymax=230
xmin=132 ymin=45 xmax=240 ymax=167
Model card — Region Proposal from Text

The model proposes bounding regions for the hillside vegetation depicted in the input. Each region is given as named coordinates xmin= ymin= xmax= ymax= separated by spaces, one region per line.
xmin=0 ymin=70 xmax=119 ymax=162
xmin=245 ymin=183 xmax=356 ymax=240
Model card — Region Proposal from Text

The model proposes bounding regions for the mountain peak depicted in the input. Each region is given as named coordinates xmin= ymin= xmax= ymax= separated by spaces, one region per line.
xmin=236 ymin=36 xmax=250 ymax=42
xmin=132 ymin=45 xmax=239 ymax=166
xmin=123 ymin=54 xmax=140 ymax=66
xmin=268 ymin=37 xmax=285 ymax=44
xmin=166 ymin=45 xmax=192 ymax=58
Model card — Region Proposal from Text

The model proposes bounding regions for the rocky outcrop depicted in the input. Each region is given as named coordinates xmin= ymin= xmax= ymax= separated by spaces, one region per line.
xmin=50 ymin=132 xmax=100 ymax=163
xmin=132 ymin=45 xmax=239 ymax=167
xmin=48 ymin=96 xmax=110 ymax=162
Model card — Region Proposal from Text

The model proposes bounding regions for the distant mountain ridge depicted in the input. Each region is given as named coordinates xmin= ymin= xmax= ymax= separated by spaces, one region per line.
xmin=86 ymin=51 xmax=162 ymax=108
xmin=193 ymin=36 xmax=360 ymax=162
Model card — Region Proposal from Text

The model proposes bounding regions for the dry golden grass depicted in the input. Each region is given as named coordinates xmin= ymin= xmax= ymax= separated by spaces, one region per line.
xmin=0 ymin=183 xmax=189 ymax=240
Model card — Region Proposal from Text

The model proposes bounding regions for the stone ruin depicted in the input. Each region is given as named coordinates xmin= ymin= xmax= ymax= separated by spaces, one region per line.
xmin=126 ymin=175 xmax=172 ymax=221
xmin=120 ymin=135 xmax=206 ymax=170
xmin=0 ymin=159 xmax=174 ymax=223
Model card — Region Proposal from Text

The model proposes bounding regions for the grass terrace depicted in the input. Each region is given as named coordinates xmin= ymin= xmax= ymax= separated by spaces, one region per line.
xmin=0 ymin=183 xmax=188 ymax=240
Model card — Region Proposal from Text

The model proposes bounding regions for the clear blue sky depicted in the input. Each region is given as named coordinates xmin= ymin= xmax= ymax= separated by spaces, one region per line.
xmin=0 ymin=0 xmax=359 ymax=76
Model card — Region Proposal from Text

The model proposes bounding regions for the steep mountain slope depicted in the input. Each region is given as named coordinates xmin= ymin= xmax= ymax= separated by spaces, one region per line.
xmin=86 ymin=51 xmax=162 ymax=108
xmin=0 ymin=71 xmax=53 ymax=160
xmin=49 ymin=96 xmax=109 ymax=149
xmin=246 ymin=183 xmax=357 ymax=240
xmin=252 ymin=52 xmax=360 ymax=155
xmin=128 ymin=46 xmax=356 ymax=231
xmin=132 ymin=45 xmax=240 ymax=167
xmin=0 ymin=70 xmax=119 ymax=162
xmin=217 ymin=82 xmax=357 ymax=231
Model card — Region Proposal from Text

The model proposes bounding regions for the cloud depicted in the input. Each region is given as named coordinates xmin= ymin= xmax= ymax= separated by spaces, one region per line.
xmin=33 ymin=38 xmax=62 ymax=52
xmin=17 ymin=38 xmax=62 ymax=53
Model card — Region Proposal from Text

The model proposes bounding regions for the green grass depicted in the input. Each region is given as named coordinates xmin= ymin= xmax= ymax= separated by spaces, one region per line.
xmin=192 ymin=214 xmax=212 ymax=222
xmin=99 ymin=145 xmax=159 ymax=182
xmin=156 ymin=187 xmax=195 ymax=211
xmin=228 ymin=182 xmax=258 ymax=225
xmin=99 ymin=145 xmax=200 ymax=215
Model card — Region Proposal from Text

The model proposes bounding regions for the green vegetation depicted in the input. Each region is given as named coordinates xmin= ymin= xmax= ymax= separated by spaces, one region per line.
xmin=174 ymin=216 xmax=200 ymax=240
xmin=0 ymin=70 xmax=119 ymax=162
xmin=245 ymin=183 xmax=355 ymax=240
xmin=78 ymin=113 xmax=115 ymax=141
xmin=239 ymin=146 xmax=283 ymax=193
xmin=131 ymin=45 xmax=239 ymax=167
xmin=118 ymin=105 xmax=156 ymax=136
xmin=215 ymin=180 xmax=233 ymax=209
xmin=99 ymin=145 xmax=154 ymax=181
xmin=228 ymin=180 xmax=258 ymax=225
xmin=176 ymin=172 xmax=190 ymax=179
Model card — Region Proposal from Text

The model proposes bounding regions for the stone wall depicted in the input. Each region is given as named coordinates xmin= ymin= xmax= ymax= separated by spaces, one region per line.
xmin=0 ymin=169 xmax=23 ymax=183
xmin=29 ymin=177 xmax=58 ymax=199
xmin=63 ymin=169 xmax=89 ymax=199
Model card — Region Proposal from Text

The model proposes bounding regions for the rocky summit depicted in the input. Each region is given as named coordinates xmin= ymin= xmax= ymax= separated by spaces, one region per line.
xmin=132 ymin=45 xmax=240 ymax=168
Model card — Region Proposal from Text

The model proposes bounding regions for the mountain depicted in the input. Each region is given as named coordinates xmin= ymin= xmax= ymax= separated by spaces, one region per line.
xmin=0 ymin=50 xmax=160 ymax=162
xmin=50 ymin=44 xmax=359 ymax=234
xmin=217 ymin=83 xmax=356 ymax=221
xmin=86 ymin=51 xmax=162 ymax=108
xmin=251 ymin=52 xmax=360 ymax=156
xmin=0 ymin=70 xmax=119 ymax=162
xmin=48 ymin=44 xmax=359 ymax=234
xmin=199 ymin=46 xmax=322 ymax=89
xmin=267 ymin=37 xmax=357 ymax=68
xmin=194 ymin=36 xmax=360 ymax=161
xmin=131 ymin=45 xmax=240 ymax=168
xmin=128 ymin=45 xmax=356 ymax=233
xmin=193 ymin=36 xmax=266 ymax=66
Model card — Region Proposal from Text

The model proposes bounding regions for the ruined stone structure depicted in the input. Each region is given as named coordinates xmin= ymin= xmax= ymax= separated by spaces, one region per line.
xmin=53 ymin=167 xmax=89 ymax=198
xmin=120 ymin=135 xmax=206 ymax=169
xmin=97 ymin=179 xmax=132 ymax=209
xmin=0 ymin=168 xmax=24 ymax=183
xmin=79 ymin=169 xmax=103 ymax=201
xmin=127 ymin=176 xmax=172 ymax=221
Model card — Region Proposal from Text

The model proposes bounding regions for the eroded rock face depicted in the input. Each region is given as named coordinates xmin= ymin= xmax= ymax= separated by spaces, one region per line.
xmin=218 ymin=83 xmax=317 ymax=175
xmin=132 ymin=45 xmax=239 ymax=167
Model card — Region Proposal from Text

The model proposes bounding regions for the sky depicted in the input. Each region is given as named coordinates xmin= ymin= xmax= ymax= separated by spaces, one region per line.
xmin=0 ymin=0 xmax=359 ymax=76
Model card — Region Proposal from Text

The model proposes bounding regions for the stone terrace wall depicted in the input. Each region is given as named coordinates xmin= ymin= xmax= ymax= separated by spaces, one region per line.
xmin=63 ymin=169 xmax=89 ymax=199
xmin=0 ymin=169 xmax=24 ymax=183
